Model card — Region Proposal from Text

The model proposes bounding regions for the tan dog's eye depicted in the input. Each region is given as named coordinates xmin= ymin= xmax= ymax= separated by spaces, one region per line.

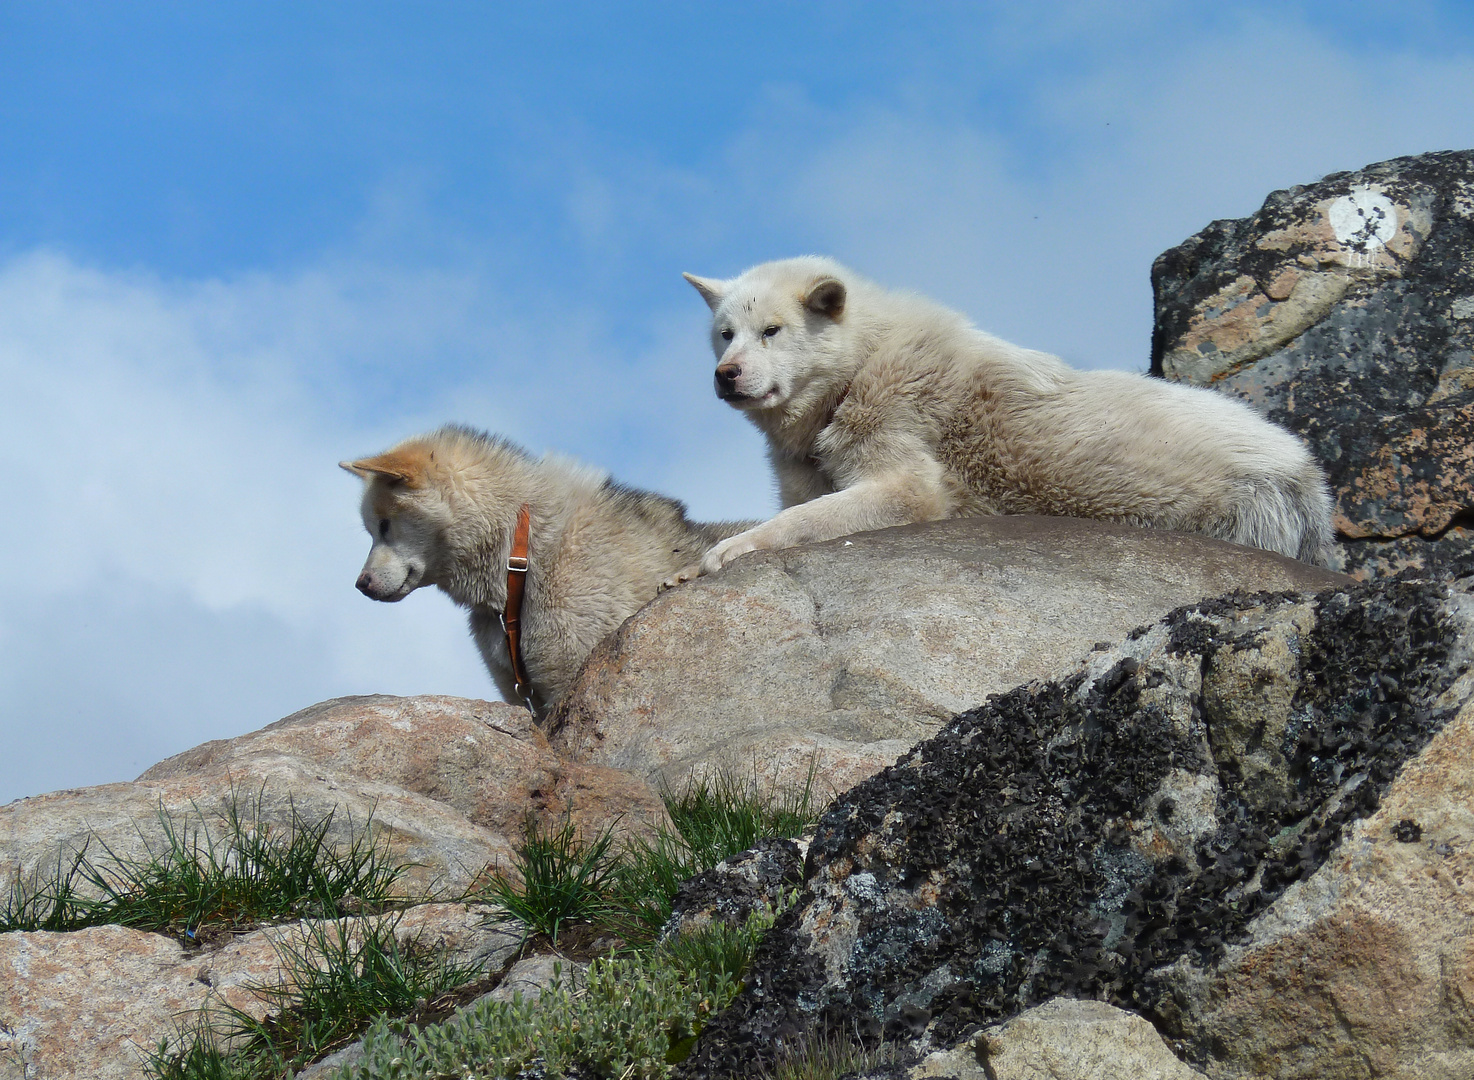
xmin=764 ymin=325 xmax=781 ymax=337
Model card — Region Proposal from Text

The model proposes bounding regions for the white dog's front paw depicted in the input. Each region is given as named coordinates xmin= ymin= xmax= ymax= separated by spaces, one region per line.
xmin=660 ymin=562 xmax=703 ymax=591
xmin=700 ymin=533 xmax=759 ymax=576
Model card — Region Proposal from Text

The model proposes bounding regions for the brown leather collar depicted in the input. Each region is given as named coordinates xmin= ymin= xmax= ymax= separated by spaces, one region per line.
xmin=501 ymin=502 xmax=533 ymax=709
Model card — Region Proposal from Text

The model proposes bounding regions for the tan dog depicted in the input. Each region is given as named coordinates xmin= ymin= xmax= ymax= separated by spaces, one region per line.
xmin=671 ymin=256 xmax=1332 ymax=583
xmin=344 ymin=425 xmax=750 ymax=715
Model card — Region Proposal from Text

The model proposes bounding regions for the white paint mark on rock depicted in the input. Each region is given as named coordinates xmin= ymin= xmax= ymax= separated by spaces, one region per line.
xmin=1328 ymin=188 xmax=1398 ymax=255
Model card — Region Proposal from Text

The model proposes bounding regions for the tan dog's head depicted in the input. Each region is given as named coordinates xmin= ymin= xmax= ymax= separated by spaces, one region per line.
xmin=684 ymin=256 xmax=852 ymax=413
xmin=340 ymin=442 xmax=452 ymax=601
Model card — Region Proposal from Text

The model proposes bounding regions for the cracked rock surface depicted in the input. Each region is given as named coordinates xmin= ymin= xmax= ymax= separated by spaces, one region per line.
xmin=678 ymin=571 xmax=1474 ymax=1080
xmin=549 ymin=516 xmax=1346 ymax=798
xmin=1151 ymin=149 xmax=1474 ymax=581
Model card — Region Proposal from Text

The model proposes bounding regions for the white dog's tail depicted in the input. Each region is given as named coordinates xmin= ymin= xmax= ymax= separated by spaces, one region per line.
xmin=1224 ymin=469 xmax=1335 ymax=566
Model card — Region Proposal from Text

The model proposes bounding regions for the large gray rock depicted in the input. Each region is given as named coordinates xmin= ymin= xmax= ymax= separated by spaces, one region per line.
xmin=1152 ymin=149 xmax=1474 ymax=581
xmin=550 ymin=516 xmax=1348 ymax=797
xmin=679 ymin=571 xmax=1474 ymax=1080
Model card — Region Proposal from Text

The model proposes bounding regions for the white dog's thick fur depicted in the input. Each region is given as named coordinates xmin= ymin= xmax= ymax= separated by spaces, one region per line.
xmin=676 ymin=256 xmax=1333 ymax=579
xmin=344 ymin=426 xmax=750 ymax=715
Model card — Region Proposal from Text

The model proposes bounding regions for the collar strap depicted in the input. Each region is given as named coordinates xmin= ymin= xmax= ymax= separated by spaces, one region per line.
xmin=502 ymin=502 xmax=533 ymax=708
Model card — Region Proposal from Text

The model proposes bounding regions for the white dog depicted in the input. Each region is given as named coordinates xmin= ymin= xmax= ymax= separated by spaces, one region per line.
xmin=673 ymin=256 xmax=1332 ymax=581
xmin=344 ymin=425 xmax=750 ymax=715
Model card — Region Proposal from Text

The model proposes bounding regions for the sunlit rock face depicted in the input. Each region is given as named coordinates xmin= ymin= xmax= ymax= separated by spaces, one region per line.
xmin=550 ymin=515 xmax=1347 ymax=801
xmin=1151 ymin=149 xmax=1474 ymax=582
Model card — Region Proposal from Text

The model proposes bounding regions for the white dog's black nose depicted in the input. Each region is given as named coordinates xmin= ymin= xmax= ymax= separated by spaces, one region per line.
xmin=356 ymin=572 xmax=374 ymax=595
xmin=715 ymin=362 xmax=742 ymax=397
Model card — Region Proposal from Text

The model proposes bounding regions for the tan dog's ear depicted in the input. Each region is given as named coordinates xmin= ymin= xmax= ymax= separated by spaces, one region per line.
xmin=803 ymin=277 xmax=846 ymax=320
xmin=339 ymin=450 xmax=426 ymax=487
xmin=683 ymin=272 xmax=727 ymax=311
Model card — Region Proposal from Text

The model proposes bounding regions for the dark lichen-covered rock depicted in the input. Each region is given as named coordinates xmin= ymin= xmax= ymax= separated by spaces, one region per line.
xmin=660 ymin=838 xmax=805 ymax=940
xmin=678 ymin=574 xmax=1474 ymax=1080
xmin=1150 ymin=149 xmax=1474 ymax=581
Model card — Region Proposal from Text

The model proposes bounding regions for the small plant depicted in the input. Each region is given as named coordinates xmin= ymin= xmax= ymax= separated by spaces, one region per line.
xmin=604 ymin=826 xmax=702 ymax=943
xmin=477 ymin=810 xmax=622 ymax=944
xmin=478 ymin=765 xmax=822 ymax=949
xmin=337 ymin=912 xmax=773 ymax=1080
xmin=81 ymin=792 xmax=405 ymax=936
xmin=663 ymin=765 xmax=820 ymax=872
xmin=651 ymin=912 xmax=773 ymax=986
xmin=608 ymin=764 xmax=822 ymax=943
xmin=143 ymin=1016 xmax=262 ymax=1080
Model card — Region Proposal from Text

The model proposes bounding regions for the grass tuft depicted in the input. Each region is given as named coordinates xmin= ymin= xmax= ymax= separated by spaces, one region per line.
xmin=478 ymin=764 xmax=822 ymax=949
xmin=757 ymin=1027 xmax=906 ymax=1080
xmin=664 ymin=766 xmax=819 ymax=873
xmin=476 ymin=811 xmax=622 ymax=945
xmin=204 ymin=911 xmax=480 ymax=1075
xmin=1 ymin=789 xmax=406 ymax=940
xmin=143 ymin=1016 xmax=260 ymax=1080
xmin=1 ymin=850 xmax=92 ymax=933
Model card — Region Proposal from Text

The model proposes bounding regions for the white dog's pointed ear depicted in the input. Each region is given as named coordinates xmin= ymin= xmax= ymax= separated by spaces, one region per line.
xmin=683 ymin=272 xmax=726 ymax=311
xmin=803 ymin=277 xmax=846 ymax=320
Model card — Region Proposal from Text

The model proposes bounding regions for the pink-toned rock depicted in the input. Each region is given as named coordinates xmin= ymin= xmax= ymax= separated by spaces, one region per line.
xmin=0 ymin=903 xmax=518 ymax=1080
xmin=2 ymin=696 xmax=668 ymax=904
xmin=139 ymin=694 xmax=667 ymax=843
xmin=0 ymin=759 xmax=511 ymax=900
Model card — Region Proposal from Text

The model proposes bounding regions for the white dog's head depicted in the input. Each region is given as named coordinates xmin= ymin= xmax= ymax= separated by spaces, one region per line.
xmin=340 ymin=443 xmax=453 ymax=602
xmin=684 ymin=256 xmax=855 ymax=413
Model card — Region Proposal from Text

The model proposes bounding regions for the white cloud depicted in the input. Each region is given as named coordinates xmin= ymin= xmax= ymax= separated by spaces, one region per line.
xmin=0 ymin=249 xmax=775 ymax=803
xmin=706 ymin=13 xmax=1474 ymax=371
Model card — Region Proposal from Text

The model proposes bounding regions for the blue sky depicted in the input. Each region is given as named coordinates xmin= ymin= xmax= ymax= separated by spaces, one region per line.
xmin=3 ymin=2 xmax=1474 ymax=803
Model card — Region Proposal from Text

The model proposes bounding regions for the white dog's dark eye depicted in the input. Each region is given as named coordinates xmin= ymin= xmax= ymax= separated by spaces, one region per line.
xmin=720 ymin=328 xmax=734 ymax=341
xmin=378 ymin=519 xmax=390 ymax=538
xmin=764 ymin=325 xmax=781 ymax=338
